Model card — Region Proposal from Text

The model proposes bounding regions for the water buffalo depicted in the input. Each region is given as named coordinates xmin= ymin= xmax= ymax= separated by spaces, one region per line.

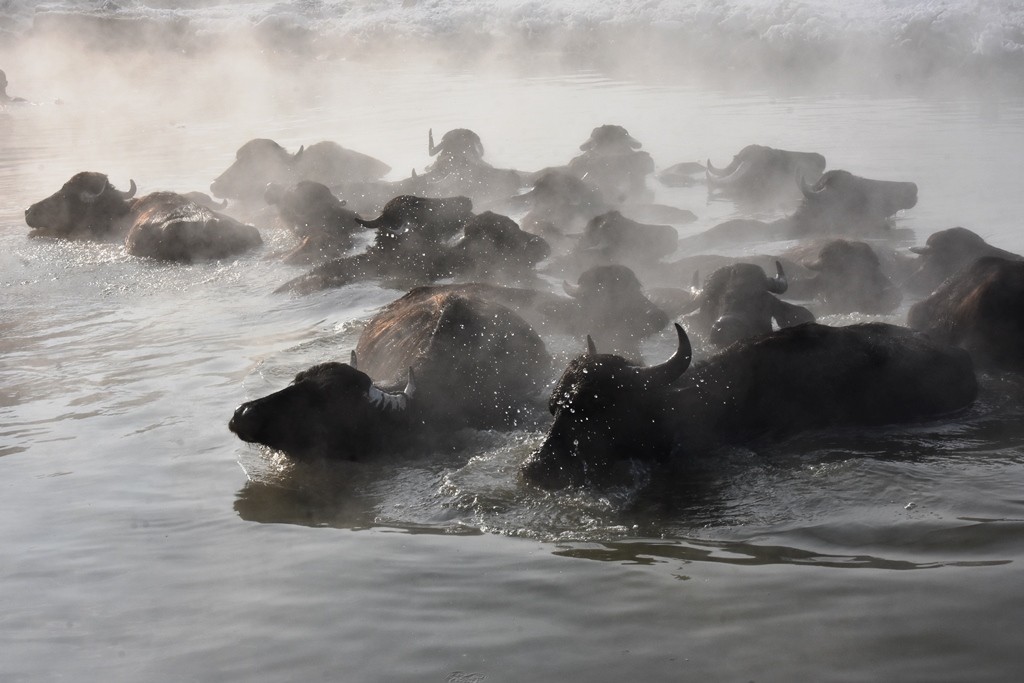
xmin=705 ymin=144 xmax=826 ymax=206
xmin=904 ymin=227 xmax=1023 ymax=296
xmin=210 ymin=139 xmax=391 ymax=203
xmin=26 ymin=173 xmax=262 ymax=262
xmin=789 ymin=239 xmax=902 ymax=314
xmin=521 ymin=322 xmax=978 ymax=490
xmin=907 ymin=257 xmax=1024 ymax=371
xmin=678 ymin=170 xmax=918 ymax=251
xmin=124 ymin=192 xmax=262 ymax=262
xmin=446 ymin=211 xmax=551 ymax=284
xmin=565 ymin=124 xmax=655 ymax=204
xmin=0 ymin=69 xmax=27 ymax=105
xmin=687 ymin=262 xmax=814 ymax=348
xmin=264 ymin=181 xmax=362 ymax=264
xmin=25 ymin=172 xmax=137 ymax=239
xmin=510 ymin=170 xmax=607 ymax=242
xmin=355 ymin=194 xmax=473 ymax=243
xmin=229 ymin=287 xmax=551 ymax=461
xmin=562 ymin=210 xmax=678 ymax=274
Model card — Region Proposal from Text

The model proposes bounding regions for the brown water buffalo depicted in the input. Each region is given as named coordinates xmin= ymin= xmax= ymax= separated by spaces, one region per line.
xmin=210 ymin=139 xmax=391 ymax=203
xmin=904 ymin=227 xmax=1023 ymax=296
xmin=788 ymin=239 xmax=902 ymax=314
xmin=521 ymin=322 xmax=978 ymax=490
xmin=705 ymin=144 xmax=826 ymax=206
xmin=687 ymin=262 xmax=814 ymax=348
xmin=264 ymin=181 xmax=362 ymax=264
xmin=26 ymin=173 xmax=262 ymax=261
xmin=678 ymin=170 xmax=918 ymax=251
xmin=124 ymin=192 xmax=262 ymax=262
xmin=565 ymin=124 xmax=655 ymax=204
xmin=229 ymin=287 xmax=551 ymax=461
xmin=908 ymin=257 xmax=1024 ymax=371
xmin=25 ymin=172 xmax=137 ymax=239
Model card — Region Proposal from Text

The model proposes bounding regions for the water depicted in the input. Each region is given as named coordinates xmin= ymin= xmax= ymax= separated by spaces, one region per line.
xmin=4 ymin=3 xmax=1024 ymax=681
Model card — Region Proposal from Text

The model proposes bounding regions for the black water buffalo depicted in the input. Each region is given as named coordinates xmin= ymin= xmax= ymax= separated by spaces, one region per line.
xmin=0 ymin=69 xmax=27 ymax=105
xmin=521 ymin=322 xmax=978 ymax=490
xmin=562 ymin=210 xmax=678 ymax=273
xmin=26 ymin=173 xmax=262 ymax=261
xmin=447 ymin=211 xmax=550 ymax=284
xmin=392 ymin=129 xmax=524 ymax=209
xmin=908 ymin=257 xmax=1024 ymax=371
xmin=904 ymin=227 xmax=1023 ymax=296
xmin=565 ymin=124 xmax=655 ymax=204
xmin=510 ymin=170 xmax=607 ymax=242
xmin=788 ymin=239 xmax=902 ymax=314
xmin=210 ymin=139 xmax=391 ymax=203
xmin=705 ymin=144 xmax=826 ymax=206
xmin=355 ymin=194 xmax=473 ymax=243
xmin=182 ymin=192 xmax=229 ymax=211
xmin=687 ymin=262 xmax=814 ymax=348
xmin=679 ymin=170 xmax=918 ymax=250
xmin=125 ymin=192 xmax=262 ymax=262
xmin=264 ymin=181 xmax=362 ymax=264
xmin=229 ymin=287 xmax=551 ymax=461
xmin=25 ymin=172 xmax=137 ymax=239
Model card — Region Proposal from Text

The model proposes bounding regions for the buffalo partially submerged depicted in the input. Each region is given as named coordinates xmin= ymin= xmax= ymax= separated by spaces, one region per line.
xmin=679 ymin=170 xmax=918 ymax=250
xmin=210 ymin=139 xmax=391 ymax=204
xmin=398 ymin=128 xmax=523 ymax=208
xmin=511 ymin=170 xmax=607 ymax=242
xmin=562 ymin=210 xmax=678 ymax=274
xmin=25 ymin=172 xmax=138 ymax=239
xmin=0 ymin=69 xmax=26 ymax=105
xmin=447 ymin=211 xmax=550 ymax=284
xmin=565 ymin=124 xmax=655 ymax=204
xmin=229 ymin=288 xmax=551 ymax=461
xmin=908 ymin=257 xmax=1024 ymax=371
xmin=789 ymin=239 xmax=902 ymax=315
xmin=26 ymin=172 xmax=262 ymax=262
xmin=705 ymin=144 xmax=826 ymax=206
xmin=355 ymin=194 xmax=473 ymax=243
xmin=125 ymin=192 xmax=262 ymax=262
xmin=521 ymin=322 xmax=978 ymax=490
xmin=687 ymin=262 xmax=814 ymax=348
xmin=905 ymin=227 xmax=1023 ymax=296
xmin=264 ymin=181 xmax=362 ymax=264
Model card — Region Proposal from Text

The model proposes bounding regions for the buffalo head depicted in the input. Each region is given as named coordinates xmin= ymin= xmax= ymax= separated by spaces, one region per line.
xmin=428 ymin=128 xmax=485 ymax=166
xmin=211 ymin=139 xmax=296 ymax=202
xmin=803 ymin=239 xmax=901 ymax=314
xmin=229 ymin=361 xmax=416 ymax=462
xmin=449 ymin=211 xmax=550 ymax=282
xmin=791 ymin=170 xmax=917 ymax=236
xmin=571 ymin=210 xmax=678 ymax=267
xmin=521 ymin=323 xmax=692 ymax=490
xmin=25 ymin=172 xmax=137 ymax=239
xmin=696 ymin=262 xmax=813 ymax=348
xmin=578 ymin=125 xmax=643 ymax=154
xmin=905 ymin=227 xmax=1023 ymax=296
xmin=706 ymin=145 xmax=826 ymax=204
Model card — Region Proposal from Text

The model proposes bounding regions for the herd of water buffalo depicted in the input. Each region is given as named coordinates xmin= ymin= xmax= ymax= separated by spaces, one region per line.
xmin=22 ymin=124 xmax=1024 ymax=491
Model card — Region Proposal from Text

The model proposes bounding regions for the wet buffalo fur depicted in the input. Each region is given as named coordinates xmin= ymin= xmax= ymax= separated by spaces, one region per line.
xmin=908 ymin=257 xmax=1024 ymax=371
xmin=522 ymin=322 xmax=978 ymax=490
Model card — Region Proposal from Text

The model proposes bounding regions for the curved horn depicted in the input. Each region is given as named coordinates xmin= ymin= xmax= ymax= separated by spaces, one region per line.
xmin=118 ymin=179 xmax=137 ymax=199
xmin=767 ymin=260 xmax=788 ymax=294
xmin=562 ymin=280 xmax=581 ymax=298
xmin=428 ymin=129 xmax=439 ymax=156
xmin=634 ymin=323 xmax=692 ymax=388
xmin=294 ymin=145 xmax=305 ymax=159
xmin=349 ymin=351 xmax=357 ymax=369
xmin=354 ymin=215 xmax=386 ymax=230
xmin=691 ymin=270 xmax=700 ymax=292
xmin=706 ymin=153 xmax=741 ymax=178
xmin=707 ymin=159 xmax=751 ymax=188
xmin=800 ymin=175 xmax=823 ymax=199
xmin=909 ymin=246 xmax=931 ymax=255
xmin=586 ymin=335 xmax=598 ymax=357
xmin=217 ymin=198 xmax=228 ymax=209
xmin=366 ymin=367 xmax=415 ymax=413
xmin=79 ymin=177 xmax=108 ymax=204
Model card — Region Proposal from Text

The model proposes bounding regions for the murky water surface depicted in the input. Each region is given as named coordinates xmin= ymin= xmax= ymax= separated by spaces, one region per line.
xmin=2 ymin=63 xmax=1024 ymax=681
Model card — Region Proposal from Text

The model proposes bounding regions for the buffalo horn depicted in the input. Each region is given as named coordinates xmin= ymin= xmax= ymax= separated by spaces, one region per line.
xmin=79 ymin=178 xmax=108 ymax=203
xmin=705 ymin=157 xmax=727 ymax=177
xmin=586 ymin=335 xmax=597 ymax=357
xmin=767 ymin=260 xmax=788 ymax=294
xmin=909 ymin=246 xmax=931 ymax=255
xmin=119 ymin=179 xmax=137 ymax=200
xmin=349 ymin=351 xmax=358 ymax=369
xmin=428 ymin=128 xmax=439 ymax=156
xmin=635 ymin=323 xmax=692 ymax=388
xmin=366 ymin=368 xmax=415 ymax=413
xmin=800 ymin=175 xmax=823 ymax=199
xmin=562 ymin=280 xmax=581 ymax=298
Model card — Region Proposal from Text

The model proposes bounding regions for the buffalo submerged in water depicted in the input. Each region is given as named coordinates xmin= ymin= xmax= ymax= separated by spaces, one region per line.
xmin=521 ymin=323 xmax=978 ymax=490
